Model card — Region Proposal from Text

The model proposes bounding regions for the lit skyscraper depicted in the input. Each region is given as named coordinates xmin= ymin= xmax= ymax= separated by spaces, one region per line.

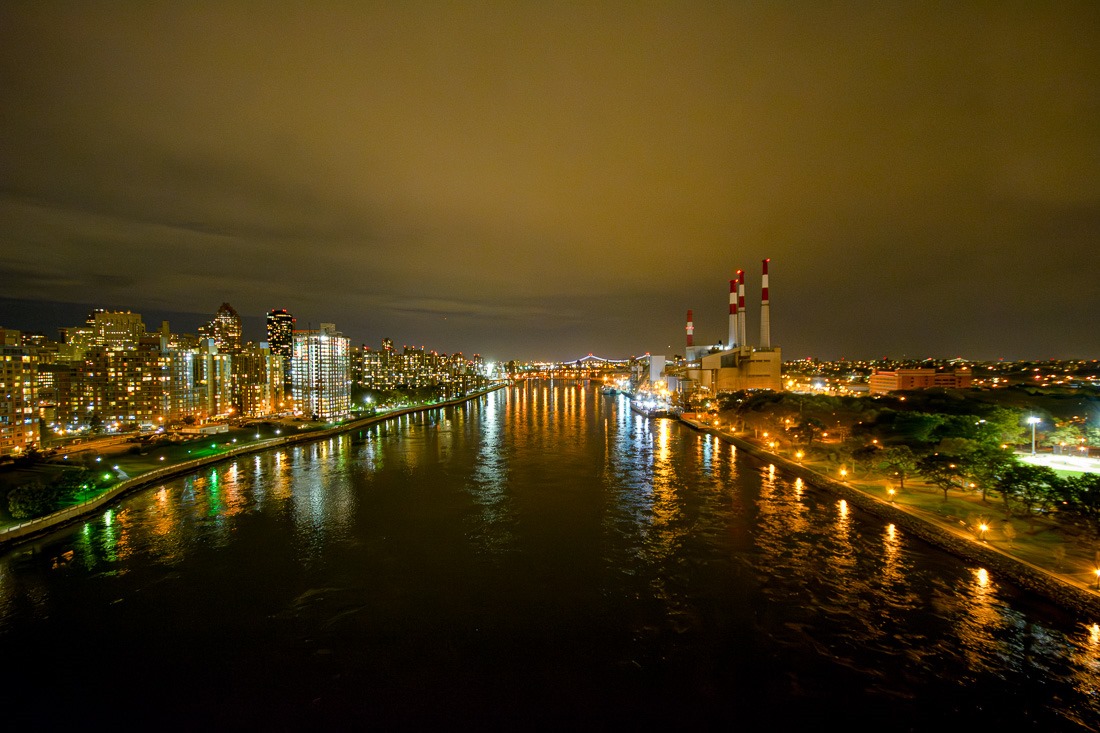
xmin=199 ymin=303 xmax=242 ymax=353
xmin=266 ymin=308 xmax=295 ymax=385
xmin=291 ymin=323 xmax=350 ymax=420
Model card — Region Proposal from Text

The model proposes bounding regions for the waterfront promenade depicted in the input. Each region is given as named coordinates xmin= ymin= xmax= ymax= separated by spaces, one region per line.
xmin=0 ymin=384 xmax=507 ymax=548
xmin=678 ymin=414 xmax=1100 ymax=619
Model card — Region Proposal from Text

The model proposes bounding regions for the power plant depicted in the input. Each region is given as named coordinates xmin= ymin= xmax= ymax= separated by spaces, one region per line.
xmin=669 ymin=258 xmax=783 ymax=397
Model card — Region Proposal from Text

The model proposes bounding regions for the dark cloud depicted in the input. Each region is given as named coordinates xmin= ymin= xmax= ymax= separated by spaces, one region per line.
xmin=1 ymin=2 xmax=1098 ymax=361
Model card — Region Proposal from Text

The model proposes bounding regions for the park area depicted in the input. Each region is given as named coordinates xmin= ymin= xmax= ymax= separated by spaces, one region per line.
xmin=0 ymin=417 xmax=326 ymax=526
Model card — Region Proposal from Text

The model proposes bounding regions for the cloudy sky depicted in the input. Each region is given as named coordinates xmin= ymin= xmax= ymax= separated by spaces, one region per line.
xmin=2 ymin=2 xmax=1097 ymax=362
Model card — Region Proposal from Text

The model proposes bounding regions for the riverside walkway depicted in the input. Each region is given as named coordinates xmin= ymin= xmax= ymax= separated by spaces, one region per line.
xmin=0 ymin=384 xmax=507 ymax=549
xmin=678 ymin=414 xmax=1100 ymax=620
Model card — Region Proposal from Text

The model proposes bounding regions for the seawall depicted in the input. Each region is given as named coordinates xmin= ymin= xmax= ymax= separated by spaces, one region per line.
xmin=677 ymin=416 xmax=1100 ymax=620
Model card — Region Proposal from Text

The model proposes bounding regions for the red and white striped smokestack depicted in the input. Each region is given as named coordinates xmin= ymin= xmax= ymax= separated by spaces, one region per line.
xmin=728 ymin=277 xmax=738 ymax=348
xmin=760 ymin=258 xmax=771 ymax=349
xmin=686 ymin=309 xmax=694 ymax=347
xmin=737 ymin=269 xmax=747 ymax=349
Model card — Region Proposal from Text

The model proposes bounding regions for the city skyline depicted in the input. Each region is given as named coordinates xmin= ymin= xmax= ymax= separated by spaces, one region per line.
xmin=2 ymin=3 xmax=1098 ymax=362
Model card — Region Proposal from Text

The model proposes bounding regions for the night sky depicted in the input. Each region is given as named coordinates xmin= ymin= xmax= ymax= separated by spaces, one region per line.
xmin=2 ymin=3 xmax=1098 ymax=362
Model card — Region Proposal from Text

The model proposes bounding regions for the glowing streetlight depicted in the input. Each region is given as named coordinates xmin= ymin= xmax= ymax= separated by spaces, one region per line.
xmin=840 ymin=468 xmax=848 ymax=480
xmin=887 ymin=488 xmax=896 ymax=502
xmin=1028 ymin=416 xmax=1040 ymax=455
xmin=979 ymin=523 xmax=989 ymax=541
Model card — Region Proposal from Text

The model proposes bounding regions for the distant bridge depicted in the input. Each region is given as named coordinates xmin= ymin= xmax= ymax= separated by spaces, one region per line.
xmin=522 ymin=354 xmax=649 ymax=382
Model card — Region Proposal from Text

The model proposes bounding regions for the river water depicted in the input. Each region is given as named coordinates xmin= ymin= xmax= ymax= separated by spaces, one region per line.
xmin=1 ymin=381 xmax=1099 ymax=730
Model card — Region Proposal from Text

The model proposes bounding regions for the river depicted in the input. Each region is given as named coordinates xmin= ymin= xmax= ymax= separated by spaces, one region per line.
xmin=1 ymin=380 xmax=1099 ymax=730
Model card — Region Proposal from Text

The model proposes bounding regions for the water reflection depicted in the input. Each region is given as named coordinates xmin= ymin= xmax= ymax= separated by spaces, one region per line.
xmin=0 ymin=381 xmax=1099 ymax=729
xmin=467 ymin=392 xmax=516 ymax=554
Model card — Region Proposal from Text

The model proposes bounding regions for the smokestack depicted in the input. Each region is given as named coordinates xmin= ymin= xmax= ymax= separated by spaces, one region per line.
xmin=760 ymin=258 xmax=771 ymax=349
xmin=686 ymin=309 xmax=694 ymax=348
xmin=728 ymin=277 xmax=738 ymax=348
xmin=737 ymin=269 xmax=747 ymax=349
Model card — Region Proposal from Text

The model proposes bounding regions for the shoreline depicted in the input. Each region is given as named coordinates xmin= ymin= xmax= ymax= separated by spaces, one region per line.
xmin=676 ymin=415 xmax=1100 ymax=620
xmin=0 ymin=384 xmax=507 ymax=550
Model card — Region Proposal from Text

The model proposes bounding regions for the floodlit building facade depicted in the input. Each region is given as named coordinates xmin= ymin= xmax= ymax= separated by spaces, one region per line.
xmin=292 ymin=323 xmax=350 ymax=420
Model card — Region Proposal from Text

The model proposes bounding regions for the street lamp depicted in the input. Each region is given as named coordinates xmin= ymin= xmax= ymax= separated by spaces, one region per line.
xmin=1028 ymin=416 xmax=1040 ymax=455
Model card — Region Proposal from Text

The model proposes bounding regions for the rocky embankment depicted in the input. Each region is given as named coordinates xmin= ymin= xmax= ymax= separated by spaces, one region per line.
xmin=678 ymin=417 xmax=1100 ymax=620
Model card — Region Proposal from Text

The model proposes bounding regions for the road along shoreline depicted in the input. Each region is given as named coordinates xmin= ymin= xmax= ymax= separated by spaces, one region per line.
xmin=0 ymin=384 xmax=506 ymax=550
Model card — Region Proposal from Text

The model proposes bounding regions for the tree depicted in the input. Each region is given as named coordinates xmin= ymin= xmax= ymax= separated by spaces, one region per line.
xmin=983 ymin=407 xmax=1025 ymax=446
xmin=1046 ymin=424 xmax=1084 ymax=453
xmin=994 ymin=463 xmax=1062 ymax=521
xmin=794 ymin=416 xmax=824 ymax=447
xmin=54 ymin=467 xmax=93 ymax=501
xmin=961 ymin=442 xmax=1016 ymax=502
xmin=867 ymin=410 xmax=944 ymax=448
xmin=878 ymin=445 xmax=919 ymax=492
xmin=1064 ymin=473 xmax=1100 ymax=540
xmin=7 ymin=480 xmax=60 ymax=519
xmin=846 ymin=443 xmax=881 ymax=477
xmin=918 ymin=452 xmax=965 ymax=501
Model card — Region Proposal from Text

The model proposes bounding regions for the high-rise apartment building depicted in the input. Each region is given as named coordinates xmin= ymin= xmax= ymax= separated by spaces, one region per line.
xmin=76 ymin=340 xmax=170 ymax=429
xmin=292 ymin=323 xmax=350 ymax=420
xmin=0 ymin=344 xmax=39 ymax=457
xmin=233 ymin=343 xmax=286 ymax=417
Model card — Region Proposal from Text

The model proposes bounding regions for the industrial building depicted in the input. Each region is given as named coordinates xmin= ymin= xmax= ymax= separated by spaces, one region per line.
xmin=672 ymin=259 xmax=783 ymax=397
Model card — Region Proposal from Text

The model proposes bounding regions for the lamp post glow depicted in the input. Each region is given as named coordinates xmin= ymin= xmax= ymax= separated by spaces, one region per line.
xmin=1028 ymin=416 xmax=1040 ymax=455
